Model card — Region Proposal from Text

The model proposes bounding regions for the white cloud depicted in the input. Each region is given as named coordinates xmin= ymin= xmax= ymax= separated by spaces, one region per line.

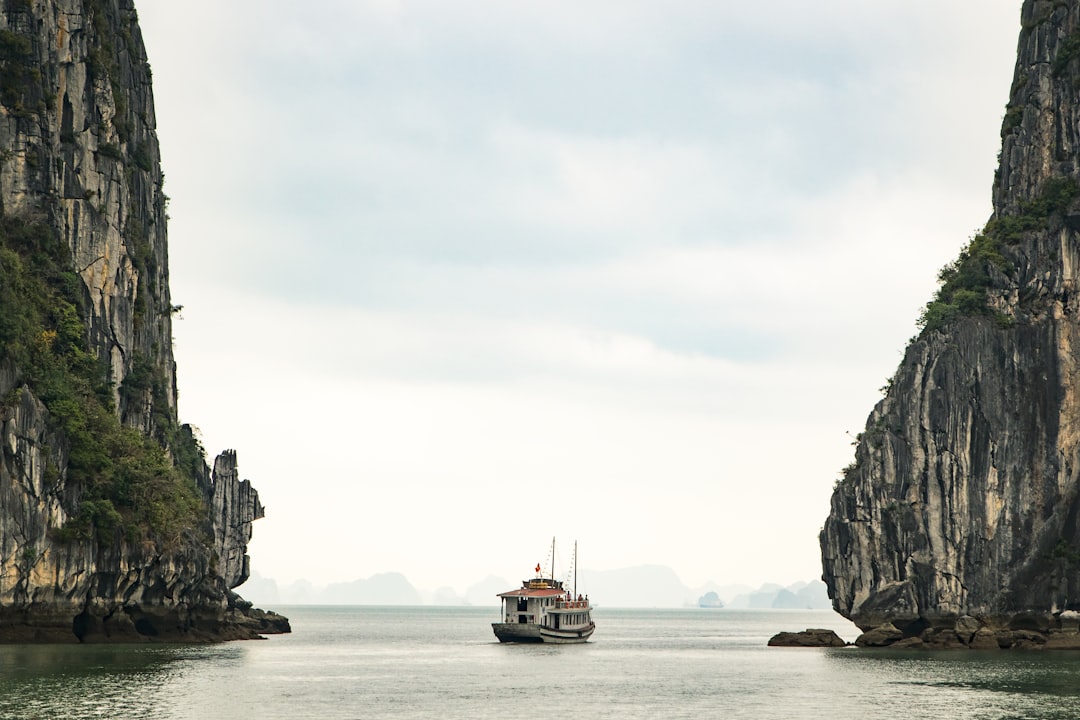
xmin=138 ymin=0 xmax=1022 ymax=593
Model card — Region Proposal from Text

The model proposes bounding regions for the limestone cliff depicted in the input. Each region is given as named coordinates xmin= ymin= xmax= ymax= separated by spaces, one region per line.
xmin=0 ymin=0 xmax=287 ymax=641
xmin=821 ymin=0 xmax=1080 ymax=649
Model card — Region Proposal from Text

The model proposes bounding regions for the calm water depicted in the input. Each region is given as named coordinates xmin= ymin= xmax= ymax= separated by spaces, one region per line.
xmin=4 ymin=607 xmax=1080 ymax=718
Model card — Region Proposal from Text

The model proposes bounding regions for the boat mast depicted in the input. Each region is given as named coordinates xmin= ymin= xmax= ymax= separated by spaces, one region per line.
xmin=574 ymin=541 xmax=578 ymax=598
xmin=550 ymin=536 xmax=556 ymax=582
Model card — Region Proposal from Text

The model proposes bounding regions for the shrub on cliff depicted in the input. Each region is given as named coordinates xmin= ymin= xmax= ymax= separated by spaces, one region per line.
xmin=918 ymin=177 xmax=1080 ymax=334
xmin=0 ymin=213 xmax=204 ymax=545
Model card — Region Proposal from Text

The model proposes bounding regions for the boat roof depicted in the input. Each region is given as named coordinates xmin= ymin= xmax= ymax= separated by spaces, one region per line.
xmin=498 ymin=587 xmax=566 ymax=598
xmin=496 ymin=573 xmax=567 ymax=598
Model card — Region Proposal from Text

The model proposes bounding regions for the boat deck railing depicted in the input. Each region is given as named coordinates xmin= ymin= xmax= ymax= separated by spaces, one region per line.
xmin=554 ymin=599 xmax=589 ymax=609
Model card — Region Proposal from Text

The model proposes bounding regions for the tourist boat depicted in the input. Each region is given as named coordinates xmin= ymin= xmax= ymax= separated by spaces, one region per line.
xmin=537 ymin=592 xmax=594 ymax=644
xmin=492 ymin=540 xmax=594 ymax=644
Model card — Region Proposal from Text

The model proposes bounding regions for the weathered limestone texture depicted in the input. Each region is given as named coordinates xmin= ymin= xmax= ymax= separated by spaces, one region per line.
xmin=767 ymin=629 xmax=848 ymax=648
xmin=0 ymin=0 xmax=287 ymax=641
xmin=821 ymin=0 xmax=1080 ymax=649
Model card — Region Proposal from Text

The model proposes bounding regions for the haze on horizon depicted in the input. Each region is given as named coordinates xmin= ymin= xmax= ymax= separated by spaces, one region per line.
xmin=134 ymin=0 xmax=1021 ymax=595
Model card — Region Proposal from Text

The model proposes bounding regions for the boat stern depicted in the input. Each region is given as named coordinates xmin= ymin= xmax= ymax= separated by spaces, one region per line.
xmin=491 ymin=622 xmax=542 ymax=643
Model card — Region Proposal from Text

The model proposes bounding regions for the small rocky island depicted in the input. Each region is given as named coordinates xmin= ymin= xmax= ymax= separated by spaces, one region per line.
xmin=818 ymin=0 xmax=1080 ymax=650
xmin=767 ymin=629 xmax=846 ymax=648
xmin=0 ymin=0 xmax=287 ymax=641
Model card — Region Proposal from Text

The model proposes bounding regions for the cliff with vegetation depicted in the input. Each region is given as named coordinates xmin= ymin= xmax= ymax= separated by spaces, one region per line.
xmin=821 ymin=0 xmax=1080 ymax=650
xmin=0 ymin=0 xmax=287 ymax=641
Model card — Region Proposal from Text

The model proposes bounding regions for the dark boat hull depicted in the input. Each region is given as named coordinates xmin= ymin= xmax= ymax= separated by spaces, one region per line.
xmin=492 ymin=622 xmax=542 ymax=643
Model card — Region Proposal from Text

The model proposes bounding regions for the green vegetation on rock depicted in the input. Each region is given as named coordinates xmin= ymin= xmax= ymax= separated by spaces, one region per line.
xmin=1001 ymin=104 xmax=1023 ymax=138
xmin=919 ymin=177 xmax=1080 ymax=334
xmin=1054 ymin=30 xmax=1080 ymax=78
xmin=0 ymin=212 xmax=204 ymax=545
xmin=0 ymin=28 xmax=42 ymax=118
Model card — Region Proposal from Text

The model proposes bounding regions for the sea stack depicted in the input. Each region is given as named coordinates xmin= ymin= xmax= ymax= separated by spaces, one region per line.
xmin=821 ymin=0 xmax=1080 ymax=650
xmin=0 ymin=0 xmax=287 ymax=641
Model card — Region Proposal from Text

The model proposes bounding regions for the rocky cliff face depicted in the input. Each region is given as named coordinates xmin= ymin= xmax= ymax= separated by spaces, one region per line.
xmin=0 ymin=0 xmax=287 ymax=641
xmin=821 ymin=0 xmax=1080 ymax=649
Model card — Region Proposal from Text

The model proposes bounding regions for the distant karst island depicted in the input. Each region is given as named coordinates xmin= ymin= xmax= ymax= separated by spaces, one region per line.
xmin=239 ymin=566 xmax=832 ymax=610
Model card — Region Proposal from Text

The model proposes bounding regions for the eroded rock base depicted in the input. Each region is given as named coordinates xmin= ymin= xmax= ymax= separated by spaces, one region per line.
xmin=0 ymin=595 xmax=290 ymax=644
xmin=854 ymin=613 xmax=1080 ymax=650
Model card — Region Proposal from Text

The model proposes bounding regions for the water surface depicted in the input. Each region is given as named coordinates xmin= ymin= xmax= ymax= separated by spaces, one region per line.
xmin=3 ymin=606 xmax=1080 ymax=719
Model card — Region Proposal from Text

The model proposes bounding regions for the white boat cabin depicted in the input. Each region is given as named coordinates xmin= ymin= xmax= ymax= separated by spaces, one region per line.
xmin=497 ymin=577 xmax=566 ymax=626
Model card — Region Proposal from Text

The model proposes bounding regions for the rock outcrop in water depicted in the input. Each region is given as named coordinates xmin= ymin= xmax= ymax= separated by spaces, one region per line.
xmin=821 ymin=0 xmax=1080 ymax=650
xmin=767 ymin=629 xmax=847 ymax=648
xmin=0 ymin=0 xmax=287 ymax=641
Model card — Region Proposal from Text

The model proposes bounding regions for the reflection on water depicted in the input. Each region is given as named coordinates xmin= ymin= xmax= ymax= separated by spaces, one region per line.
xmin=0 ymin=644 xmax=242 ymax=720
xmin=5 ymin=609 xmax=1080 ymax=719
xmin=823 ymin=648 xmax=1080 ymax=720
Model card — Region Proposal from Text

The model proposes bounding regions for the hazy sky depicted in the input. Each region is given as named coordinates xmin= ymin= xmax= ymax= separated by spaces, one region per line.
xmin=134 ymin=0 xmax=1021 ymax=594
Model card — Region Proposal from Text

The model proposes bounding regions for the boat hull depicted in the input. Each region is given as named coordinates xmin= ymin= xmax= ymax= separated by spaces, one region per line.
xmin=492 ymin=622 xmax=543 ymax=643
xmin=539 ymin=622 xmax=595 ymax=644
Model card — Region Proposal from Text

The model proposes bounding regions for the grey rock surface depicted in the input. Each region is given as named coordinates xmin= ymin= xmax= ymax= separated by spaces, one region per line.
xmin=0 ymin=0 xmax=286 ymax=641
xmin=767 ymin=628 xmax=847 ymax=648
xmin=821 ymin=0 xmax=1080 ymax=645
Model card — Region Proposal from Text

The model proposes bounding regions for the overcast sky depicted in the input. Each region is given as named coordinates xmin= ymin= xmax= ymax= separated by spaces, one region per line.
xmin=134 ymin=1 xmax=1021 ymax=594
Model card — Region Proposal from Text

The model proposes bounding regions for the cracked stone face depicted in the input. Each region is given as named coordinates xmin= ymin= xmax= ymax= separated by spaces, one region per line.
xmin=821 ymin=0 xmax=1080 ymax=636
xmin=0 ymin=0 xmax=285 ymax=641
